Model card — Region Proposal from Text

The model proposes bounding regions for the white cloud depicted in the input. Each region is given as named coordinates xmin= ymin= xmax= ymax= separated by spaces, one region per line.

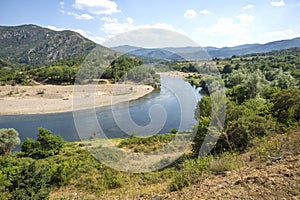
xmin=237 ymin=13 xmax=254 ymax=25
xmin=44 ymin=26 xmax=65 ymax=31
xmin=242 ymin=4 xmax=255 ymax=10
xmin=101 ymin=17 xmax=118 ymax=23
xmin=184 ymin=9 xmax=197 ymax=18
xmin=101 ymin=18 xmax=184 ymax=36
xmin=195 ymin=14 xmax=255 ymax=47
xmin=126 ymin=17 xmax=134 ymax=24
xmin=259 ymin=29 xmax=300 ymax=41
xmin=196 ymin=14 xmax=254 ymax=36
xmin=199 ymin=9 xmax=211 ymax=15
xmin=59 ymin=1 xmax=65 ymax=13
xmin=44 ymin=25 xmax=106 ymax=44
xmin=67 ymin=12 xmax=94 ymax=20
xmin=271 ymin=0 xmax=285 ymax=7
xmin=73 ymin=0 xmax=121 ymax=15
xmin=59 ymin=2 xmax=65 ymax=8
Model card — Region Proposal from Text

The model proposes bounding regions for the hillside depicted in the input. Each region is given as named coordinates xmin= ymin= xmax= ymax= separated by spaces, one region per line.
xmin=0 ymin=24 xmax=97 ymax=65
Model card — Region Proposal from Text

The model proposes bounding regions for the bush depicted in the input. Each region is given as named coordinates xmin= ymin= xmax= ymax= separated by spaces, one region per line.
xmin=168 ymin=156 xmax=212 ymax=191
xmin=0 ymin=170 xmax=11 ymax=200
xmin=10 ymin=161 xmax=51 ymax=200
xmin=271 ymin=89 xmax=300 ymax=127
xmin=21 ymin=128 xmax=65 ymax=159
xmin=209 ymin=152 xmax=240 ymax=174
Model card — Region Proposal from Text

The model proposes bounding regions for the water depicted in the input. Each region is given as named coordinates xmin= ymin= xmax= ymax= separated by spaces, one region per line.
xmin=0 ymin=75 xmax=202 ymax=145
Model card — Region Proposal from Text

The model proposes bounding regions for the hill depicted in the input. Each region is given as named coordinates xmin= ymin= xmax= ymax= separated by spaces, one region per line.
xmin=113 ymin=37 xmax=300 ymax=60
xmin=0 ymin=24 xmax=97 ymax=65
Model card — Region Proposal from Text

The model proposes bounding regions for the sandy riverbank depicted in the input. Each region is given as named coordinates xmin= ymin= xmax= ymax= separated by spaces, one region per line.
xmin=0 ymin=84 xmax=154 ymax=115
xmin=158 ymin=71 xmax=195 ymax=77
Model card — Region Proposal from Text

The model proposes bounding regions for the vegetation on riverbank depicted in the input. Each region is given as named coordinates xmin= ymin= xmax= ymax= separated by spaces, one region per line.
xmin=0 ymin=47 xmax=300 ymax=199
xmin=0 ymin=55 xmax=160 ymax=86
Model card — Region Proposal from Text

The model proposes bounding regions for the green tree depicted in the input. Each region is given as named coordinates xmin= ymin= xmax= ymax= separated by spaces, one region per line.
xmin=21 ymin=128 xmax=65 ymax=159
xmin=0 ymin=128 xmax=20 ymax=155
xmin=271 ymin=89 xmax=300 ymax=127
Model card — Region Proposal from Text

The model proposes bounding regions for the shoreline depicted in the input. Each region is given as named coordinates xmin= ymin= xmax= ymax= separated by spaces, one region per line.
xmin=0 ymin=84 xmax=154 ymax=115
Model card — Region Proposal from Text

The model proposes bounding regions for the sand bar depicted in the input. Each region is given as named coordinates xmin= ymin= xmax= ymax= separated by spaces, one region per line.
xmin=0 ymin=84 xmax=154 ymax=115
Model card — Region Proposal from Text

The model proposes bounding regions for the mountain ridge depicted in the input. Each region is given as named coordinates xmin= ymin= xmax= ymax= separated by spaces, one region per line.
xmin=113 ymin=37 xmax=300 ymax=60
xmin=0 ymin=24 xmax=97 ymax=65
xmin=1 ymin=24 xmax=300 ymax=64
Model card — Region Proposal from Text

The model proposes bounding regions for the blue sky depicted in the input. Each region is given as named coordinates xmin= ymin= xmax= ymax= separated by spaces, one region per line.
xmin=1 ymin=0 xmax=300 ymax=47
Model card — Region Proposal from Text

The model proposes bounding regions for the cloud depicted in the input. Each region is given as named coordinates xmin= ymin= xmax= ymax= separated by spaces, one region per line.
xmin=195 ymin=14 xmax=255 ymax=47
xmin=59 ymin=2 xmax=65 ymax=8
xmin=242 ymin=4 xmax=255 ymax=10
xmin=44 ymin=25 xmax=106 ymax=44
xmin=199 ymin=9 xmax=211 ymax=15
xmin=67 ymin=12 xmax=94 ymax=20
xmin=100 ymin=17 xmax=118 ymax=23
xmin=59 ymin=1 xmax=65 ymax=13
xmin=184 ymin=9 xmax=197 ymax=18
xmin=237 ymin=13 xmax=254 ymax=25
xmin=196 ymin=14 xmax=254 ymax=36
xmin=103 ymin=28 xmax=198 ymax=48
xmin=271 ymin=0 xmax=285 ymax=7
xmin=259 ymin=29 xmax=300 ymax=41
xmin=44 ymin=26 xmax=65 ymax=31
xmin=73 ymin=0 xmax=121 ymax=15
xmin=101 ymin=17 xmax=184 ymax=37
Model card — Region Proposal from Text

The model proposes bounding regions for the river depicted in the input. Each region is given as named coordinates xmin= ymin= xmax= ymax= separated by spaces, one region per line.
xmin=0 ymin=75 xmax=202 ymax=145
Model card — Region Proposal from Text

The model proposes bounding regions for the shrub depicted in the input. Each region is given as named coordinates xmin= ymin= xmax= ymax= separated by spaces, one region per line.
xmin=168 ymin=156 xmax=212 ymax=191
xmin=208 ymin=152 xmax=240 ymax=174
xmin=10 ymin=161 xmax=51 ymax=200
xmin=21 ymin=128 xmax=65 ymax=159
xmin=271 ymin=89 xmax=300 ymax=127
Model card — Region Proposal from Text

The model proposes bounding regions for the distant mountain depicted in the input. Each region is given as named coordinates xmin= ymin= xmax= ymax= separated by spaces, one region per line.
xmin=207 ymin=38 xmax=300 ymax=58
xmin=113 ymin=37 xmax=300 ymax=60
xmin=0 ymin=24 xmax=97 ymax=65
xmin=2 ymin=24 xmax=300 ymax=65
xmin=112 ymin=46 xmax=186 ymax=62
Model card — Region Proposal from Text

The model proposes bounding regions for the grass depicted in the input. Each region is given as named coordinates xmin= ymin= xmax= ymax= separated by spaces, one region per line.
xmin=208 ymin=152 xmax=240 ymax=174
xmin=117 ymin=134 xmax=176 ymax=153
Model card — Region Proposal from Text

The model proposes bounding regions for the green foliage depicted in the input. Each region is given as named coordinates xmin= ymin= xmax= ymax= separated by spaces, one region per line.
xmin=253 ymin=136 xmax=283 ymax=161
xmin=0 ymin=128 xmax=20 ymax=155
xmin=21 ymin=128 xmax=65 ymax=159
xmin=0 ymin=57 xmax=82 ymax=85
xmin=118 ymin=134 xmax=176 ymax=153
xmin=10 ymin=161 xmax=51 ymax=200
xmin=208 ymin=152 xmax=240 ymax=174
xmin=0 ymin=170 xmax=11 ymax=200
xmin=102 ymin=56 xmax=142 ymax=81
xmin=193 ymin=97 xmax=276 ymax=155
xmin=171 ymin=128 xmax=177 ymax=134
xmin=168 ymin=156 xmax=212 ymax=191
xmin=271 ymin=89 xmax=300 ymax=127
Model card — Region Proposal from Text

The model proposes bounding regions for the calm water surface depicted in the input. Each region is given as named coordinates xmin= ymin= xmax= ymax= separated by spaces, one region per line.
xmin=0 ymin=75 xmax=202 ymax=145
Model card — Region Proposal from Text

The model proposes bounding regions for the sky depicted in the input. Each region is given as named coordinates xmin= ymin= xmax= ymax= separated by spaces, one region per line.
xmin=1 ymin=0 xmax=300 ymax=47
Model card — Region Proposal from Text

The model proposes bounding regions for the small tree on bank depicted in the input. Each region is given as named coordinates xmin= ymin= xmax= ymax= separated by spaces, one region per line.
xmin=0 ymin=128 xmax=20 ymax=155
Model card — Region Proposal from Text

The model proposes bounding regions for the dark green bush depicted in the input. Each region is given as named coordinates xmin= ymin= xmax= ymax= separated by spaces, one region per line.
xmin=21 ymin=128 xmax=65 ymax=159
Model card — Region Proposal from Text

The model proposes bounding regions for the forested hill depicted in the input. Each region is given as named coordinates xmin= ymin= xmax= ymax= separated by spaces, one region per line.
xmin=0 ymin=24 xmax=97 ymax=65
